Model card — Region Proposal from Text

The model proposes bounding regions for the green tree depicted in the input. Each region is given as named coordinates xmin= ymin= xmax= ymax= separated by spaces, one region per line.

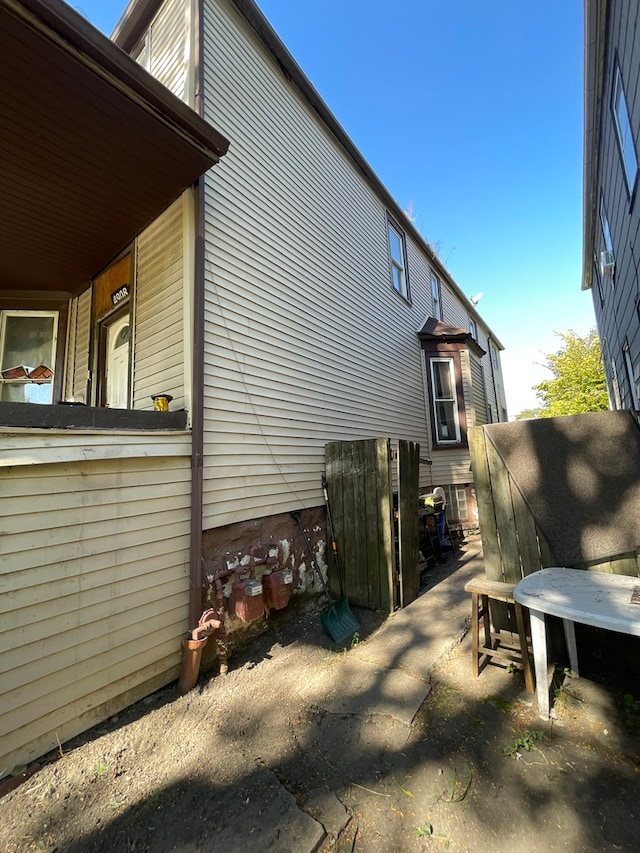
xmin=533 ymin=329 xmax=609 ymax=418
xmin=515 ymin=407 xmax=543 ymax=421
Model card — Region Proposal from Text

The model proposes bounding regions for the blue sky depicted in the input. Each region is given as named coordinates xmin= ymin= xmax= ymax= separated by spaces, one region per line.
xmin=73 ymin=0 xmax=594 ymax=416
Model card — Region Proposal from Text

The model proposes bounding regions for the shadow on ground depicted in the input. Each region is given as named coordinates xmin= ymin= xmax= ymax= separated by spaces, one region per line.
xmin=2 ymin=542 xmax=640 ymax=852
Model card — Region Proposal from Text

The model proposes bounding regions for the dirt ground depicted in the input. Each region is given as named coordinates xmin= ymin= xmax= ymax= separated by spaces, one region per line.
xmin=2 ymin=552 xmax=640 ymax=852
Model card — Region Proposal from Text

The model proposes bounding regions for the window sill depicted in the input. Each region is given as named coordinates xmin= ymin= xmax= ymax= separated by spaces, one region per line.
xmin=0 ymin=402 xmax=187 ymax=431
xmin=391 ymin=287 xmax=412 ymax=306
xmin=433 ymin=440 xmax=468 ymax=450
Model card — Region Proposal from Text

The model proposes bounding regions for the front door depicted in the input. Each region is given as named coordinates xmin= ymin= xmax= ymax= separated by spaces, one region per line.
xmin=105 ymin=315 xmax=130 ymax=408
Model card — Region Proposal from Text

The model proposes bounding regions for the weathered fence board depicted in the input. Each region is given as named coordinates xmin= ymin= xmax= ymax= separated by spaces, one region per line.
xmin=326 ymin=438 xmax=395 ymax=612
xmin=325 ymin=437 xmax=421 ymax=614
xmin=485 ymin=435 xmax=521 ymax=584
xmin=510 ymin=482 xmax=541 ymax=576
xmin=469 ymin=427 xmax=501 ymax=575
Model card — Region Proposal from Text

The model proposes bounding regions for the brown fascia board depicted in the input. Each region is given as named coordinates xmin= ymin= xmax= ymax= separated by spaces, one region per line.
xmin=112 ymin=0 xmax=501 ymax=346
xmin=16 ymin=0 xmax=229 ymax=161
xmin=582 ymin=0 xmax=608 ymax=291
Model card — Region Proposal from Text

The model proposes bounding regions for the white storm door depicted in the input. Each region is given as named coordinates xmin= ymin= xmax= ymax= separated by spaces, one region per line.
xmin=105 ymin=315 xmax=130 ymax=408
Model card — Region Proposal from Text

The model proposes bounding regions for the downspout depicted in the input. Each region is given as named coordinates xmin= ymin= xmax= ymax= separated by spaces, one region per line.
xmin=189 ymin=0 xmax=206 ymax=631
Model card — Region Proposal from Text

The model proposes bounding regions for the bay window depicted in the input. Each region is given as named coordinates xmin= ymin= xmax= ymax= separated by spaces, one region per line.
xmin=430 ymin=357 xmax=461 ymax=444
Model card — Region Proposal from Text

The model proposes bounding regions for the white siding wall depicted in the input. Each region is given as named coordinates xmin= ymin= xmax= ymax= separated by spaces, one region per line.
xmin=430 ymin=450 xmax=473 ymax=488
xmin=200 ymin=0 xmax=434 ymax=528
xmin=470 ymin=352 xmax=488 ymax=427
xmin=133 ymin=198 xmax=187 ymax=411
xmin=63 ymin=287 xmax=91 ymax=404
xmin=441 ymin=282 xmax=466 ymax=328
xmin=136 ymin=0 xmax=192 ymax=103
xmin=475 ymin=326 xmax=505 ymax=421
xmin=0 ymin=432 xmax=191 ymax=775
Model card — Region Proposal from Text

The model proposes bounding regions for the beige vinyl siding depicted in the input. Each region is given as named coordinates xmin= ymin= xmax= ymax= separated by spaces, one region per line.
xmin=430 ymin=450 xmax=473 ymax=488
xmin=440 ymin=280 xmax=465 ymax=326
xmin=200 ymin=0 xmax=433 ymax=528
xmin=476 ymin=328 xmax=502 ymax=421
xmin=470 ymin=352 xmax=488 ymax=427
xmin=63 ymin=297 xmax=77 ymax=398
xmin=133 ymin=199 xmax=186 ymax=411
xmin=460 ymin=349 xmax=474 ymax=429
xmin=63 ymin=287 xmax=91 ymax=404
xmin=136 ymin=0 xmax=192 ymax=103
xmin=0 ymin=433 xmax=191 ymax=775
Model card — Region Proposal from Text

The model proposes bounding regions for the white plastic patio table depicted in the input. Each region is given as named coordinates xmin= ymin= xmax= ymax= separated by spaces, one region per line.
xmin=513 ymin=567 xmax=640 ymax=719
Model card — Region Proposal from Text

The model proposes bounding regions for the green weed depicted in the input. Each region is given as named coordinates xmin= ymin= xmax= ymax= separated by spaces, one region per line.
xmin=504 ymin=729 xmax=548 ymax=762
xmin=415 ymin=822 xmax=450 ymax=847
xmin=435 ymin=765 xmax=473 ymax=803
xmin=487 ymin=695 xmax=511 ymax=712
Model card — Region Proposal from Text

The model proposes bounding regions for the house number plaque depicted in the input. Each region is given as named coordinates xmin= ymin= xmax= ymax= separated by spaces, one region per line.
xmin=111 ymin=284 xmax=129 ymax=306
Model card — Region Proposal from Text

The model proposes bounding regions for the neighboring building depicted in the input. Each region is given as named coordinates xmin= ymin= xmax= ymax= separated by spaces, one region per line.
xmin=0 ymin=0 xmax=506 ymax=775
xmin=583 ymin=0 xmax=640 ymax=409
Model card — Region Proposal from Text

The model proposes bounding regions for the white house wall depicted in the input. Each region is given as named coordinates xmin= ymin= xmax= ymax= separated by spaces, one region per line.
xmin=137 ymin=0 xmax=192 ymax=102
xmin=441 ymin=281 xmax=465 ymax=327
xmin=470 ymin=353 xmax=488 ymax=426
xmin=63 ymin=287 xmax=91 ymax=404
xmin=0 ymin=433 xmax=191 ymax=775
xmin=199 ymin=0 xmax=438 ymax=529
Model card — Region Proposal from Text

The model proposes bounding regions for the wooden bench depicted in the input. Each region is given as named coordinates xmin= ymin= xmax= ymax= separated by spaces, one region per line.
xmin=464 ymin=576 xmax=534 ymax=694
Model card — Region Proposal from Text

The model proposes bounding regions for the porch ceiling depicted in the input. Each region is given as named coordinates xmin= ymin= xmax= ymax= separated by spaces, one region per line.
xmin=0 ymin=0 xmax=229 ymax=297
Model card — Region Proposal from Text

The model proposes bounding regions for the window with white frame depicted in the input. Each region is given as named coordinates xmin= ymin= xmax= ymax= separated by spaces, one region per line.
xmin=600 ymin=195 xmax=613 ymax=253
xmin=599 ymin=194 xmax=615 ymax=283
xmin=387 ymin=217 xmax=409 ymax=299
xmin=611 ymin=355 xmax=621 ymax=409
xmin=442 ymin=484 xmax=468 ymax=522
xmin=0 ymin=310 xmax=58 ymax=403
xmin=431 ymin=274 xmax=442 ymax=320
xmin=430 ymin=358 xmax=460 ymax=443
xmin=613 ymin=66 xmax=638 ymax=195
xmin=468 ymin=318 xmax=477 ymax=340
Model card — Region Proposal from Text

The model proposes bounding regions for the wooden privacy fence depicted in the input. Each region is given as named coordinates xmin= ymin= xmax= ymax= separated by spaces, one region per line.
xmin=325 ymin=438 xmax=420 ymax=613
xmin=470 ymin=413 xmax=640 ymax=584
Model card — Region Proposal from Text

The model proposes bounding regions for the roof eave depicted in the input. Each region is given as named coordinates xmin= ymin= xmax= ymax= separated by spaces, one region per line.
xmin=582 ymin=0 xmax=608 ymax=292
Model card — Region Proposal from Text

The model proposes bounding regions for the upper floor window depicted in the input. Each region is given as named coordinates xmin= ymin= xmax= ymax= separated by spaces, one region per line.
xmin=0 ymin=311 xmax=58 ymax=404
xmin=600 ymin=195 xmax=613 ymax=252
xmin=430 ymin=357 xmax=461 ymax=444
xmin=612 ymin=66 xmax=638 ymax=195
xmin=431 ymin=274 xmax=442 ymax=320
xmin=599 ymin=194 xmax=616 ymax=283
xmin=468 ymin=318 xmax=477 ymax=341
xmin=490 ymin=344 xmax=500 ymax=370
xmin=387 ymin=217 xmax=409 ymax=300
